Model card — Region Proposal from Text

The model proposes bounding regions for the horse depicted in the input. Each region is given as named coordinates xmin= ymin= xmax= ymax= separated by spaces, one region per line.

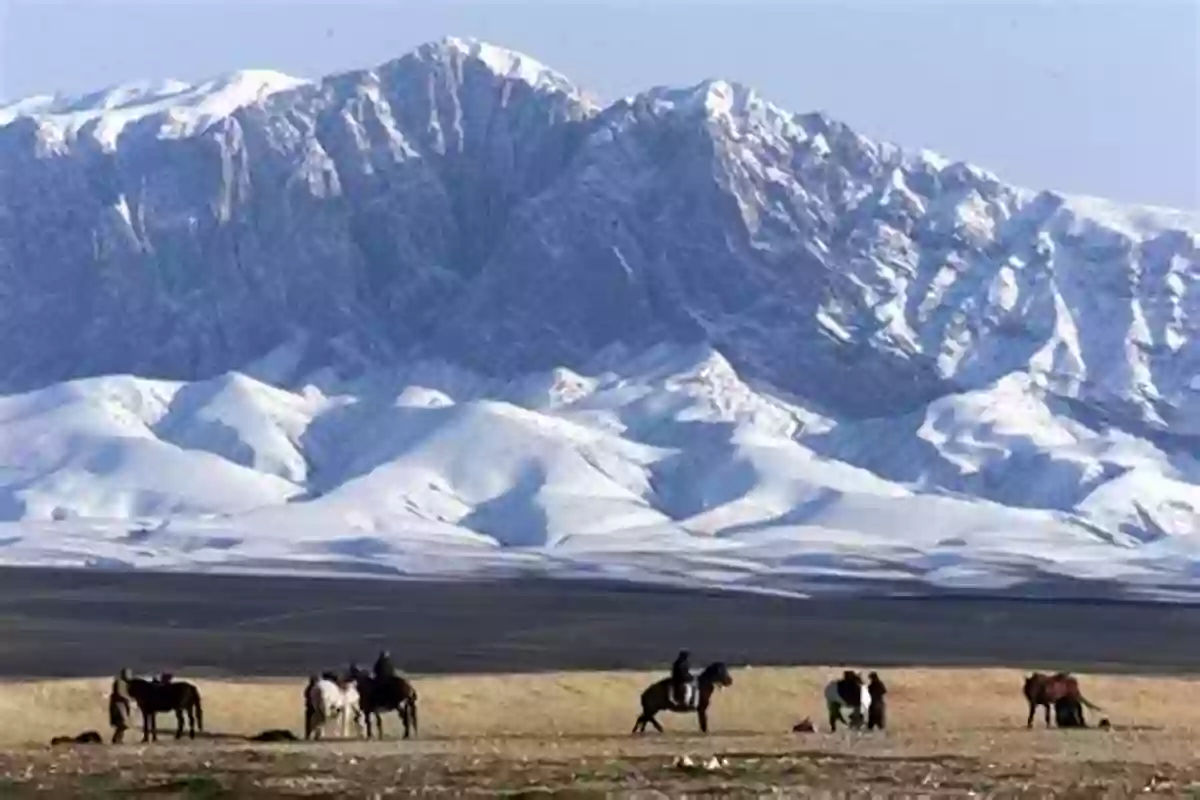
xmin=824 ymin=670 xmax=870 ymax=732
xmin=1023 ymin=672 xmax=1102 ymax=728
xmin=306 ymin=676 xmax=362 ymax=740
xmin=632 ymin=662 xmax=733 ymax=735
xmin=351 ymin=668 xmax=419 ymax=740
xmin=127 ymin=677 xmax=204 ymax=742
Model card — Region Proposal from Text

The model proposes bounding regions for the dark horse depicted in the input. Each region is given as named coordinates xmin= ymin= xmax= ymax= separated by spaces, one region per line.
xmin=127 ymin=678 xmax=204 ymax=742
xmin=632 ymin=662 xmax=733 ymax=735
xmin=1023 ymin=671 xmax=1101 ymax=728
xmin=824 ymin=670 xmax=867 ymax=732
xmin=351 ymin=668 xmax=419 ymax=739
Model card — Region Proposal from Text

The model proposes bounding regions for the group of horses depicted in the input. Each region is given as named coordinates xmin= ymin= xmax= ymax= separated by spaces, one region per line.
xmin=110 ymin=662 xmax=1102 ymax=744
xmin=305 ymin=666 xmax=419 ymax=741
xmin=634 ymin=664 xmax=1104 ymax=735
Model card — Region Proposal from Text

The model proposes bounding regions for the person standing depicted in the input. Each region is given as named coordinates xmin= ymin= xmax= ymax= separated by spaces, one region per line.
xmin=108 ymin=668 xmax=133 ymax=744
xmin=303 ymin=675 xmax=319 ymax=740
xmin=867 ymin=671 xmax=888 ymax=730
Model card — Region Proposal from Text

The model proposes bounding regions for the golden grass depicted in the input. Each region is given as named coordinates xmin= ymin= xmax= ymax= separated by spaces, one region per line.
xmin=2 ymin=665 xmax=1197 ymax=759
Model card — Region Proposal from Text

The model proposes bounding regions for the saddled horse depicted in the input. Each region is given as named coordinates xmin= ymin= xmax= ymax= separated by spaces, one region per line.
xmin=127 ymin=677 xmax=204 ymax=742
xmin=306 ymin=675 xmax=362 ymax=740
xmin=824 ymin=670 xmax=870 ymax=732
xmin=350 ymin=668 xmax=419 ymax=739
xmin=1023 ymin=671 xmax=1102 ymax=728
xmin=632 ymin=662 xmax=733 ymax=735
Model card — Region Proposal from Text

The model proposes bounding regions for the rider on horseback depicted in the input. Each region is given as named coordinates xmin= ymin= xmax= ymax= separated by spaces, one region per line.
xmin=670 ymin=650 xmax=693 ymax=707
xmin=374 ymin=650 xmax=398 ymax=680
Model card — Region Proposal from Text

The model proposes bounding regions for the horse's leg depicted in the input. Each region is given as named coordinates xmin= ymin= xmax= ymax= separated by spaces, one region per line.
xmin=633 ymin=711 xmax=658 ymax=735
xmin=174 ymin=708 xmax=185 ymax=739
xmin=1026 ymin=701 xmax=1035 ymax=729
xmin=697 ymin=704 xmax=709 ymax=735
xmin=828 ymin=703 xmax=839 ymax=733
xmin=633 ymin=702 xmax=655 ymax=735
xmin=141 ymin=710 xmax=150 ymax=743
xmin=1044 ymin=702 xmax=1052 ymax=728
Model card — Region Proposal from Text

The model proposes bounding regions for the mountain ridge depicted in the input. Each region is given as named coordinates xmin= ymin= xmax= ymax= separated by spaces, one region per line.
xmin=0 ymin=38 xmax=1195 ymax=597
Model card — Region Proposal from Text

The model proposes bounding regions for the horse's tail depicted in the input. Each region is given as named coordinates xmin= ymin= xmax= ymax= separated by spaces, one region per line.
xmin=1079 ymin=694 xmax=1103 ymax=713
xmin=410 ymin=695 xmax=419 ymax=736
xmin=193 ymin=689 xmax=204 ymax=732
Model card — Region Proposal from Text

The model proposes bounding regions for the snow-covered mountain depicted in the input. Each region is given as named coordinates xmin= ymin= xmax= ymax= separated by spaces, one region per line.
xmin=0 ymin=38 xmax=1195 ymax=599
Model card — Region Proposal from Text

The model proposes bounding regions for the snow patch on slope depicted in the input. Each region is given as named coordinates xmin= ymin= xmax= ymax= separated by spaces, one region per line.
xmin=0 ymin=70 xmax=309 ymax=149
xmin=1059 ymin=194 xmax=1200 ymax=240
xmin=437 ymin=36 xmax=580 ymax=97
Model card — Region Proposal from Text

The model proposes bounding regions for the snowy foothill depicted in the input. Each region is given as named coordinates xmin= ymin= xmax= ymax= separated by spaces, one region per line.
xmin=0 ymin=344 xmax=1195 ymax=601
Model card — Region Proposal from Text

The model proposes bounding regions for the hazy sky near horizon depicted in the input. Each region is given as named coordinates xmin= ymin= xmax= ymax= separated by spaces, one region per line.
xmin=1 ymin=0 xmax=1196 ymax=209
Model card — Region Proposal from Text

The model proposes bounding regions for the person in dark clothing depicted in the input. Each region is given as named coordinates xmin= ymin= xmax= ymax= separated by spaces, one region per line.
xmin=866 ymin=672 xmax=887 ymax=731
xmin=108 ymin=668 xmax=133 ymax=744
xmin=1055 ymin=696 xmax=1086 ymax=728
xmin=373 ymin=650 xmax=397 ymax=680
xmin=303 ymin=675 xmax=319 ymax=740
xmin=670 ymin=650 xmax=693 ymax=707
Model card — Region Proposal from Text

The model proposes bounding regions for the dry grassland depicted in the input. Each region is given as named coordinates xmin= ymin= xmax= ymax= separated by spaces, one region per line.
xmin=0 ymin=666 xmax=1197 ymax=796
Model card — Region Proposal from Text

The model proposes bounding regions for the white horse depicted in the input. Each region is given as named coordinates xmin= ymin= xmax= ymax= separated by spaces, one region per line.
xmin=306 ymin=678 xmax=362 ymax=739
xmin=824 ymin=674 xmax=871 ymax=732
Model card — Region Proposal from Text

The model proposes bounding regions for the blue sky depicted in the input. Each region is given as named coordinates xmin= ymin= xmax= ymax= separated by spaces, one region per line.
xmin=2 ymin=0 xmax=1196 ymax=208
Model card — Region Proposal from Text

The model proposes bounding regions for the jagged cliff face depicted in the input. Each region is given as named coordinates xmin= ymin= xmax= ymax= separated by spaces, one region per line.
xmin=0 ymin=37 xmax=1196 ymax=430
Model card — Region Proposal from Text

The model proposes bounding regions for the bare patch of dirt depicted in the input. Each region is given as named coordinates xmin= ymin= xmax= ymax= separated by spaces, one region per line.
xmin=0 ymin=738 xmax=1197 ymax=797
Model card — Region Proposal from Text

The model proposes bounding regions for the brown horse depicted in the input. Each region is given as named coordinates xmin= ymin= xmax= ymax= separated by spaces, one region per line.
xmin=127 ymin=677 xmax=204 ymax=741
xmin=632 ymin=662 xmax=733 ymax=735
xmin=350 ymin=668 xmax=419 ymax=739
xmin=1023 ymin=672 xmax=1101 ymax=728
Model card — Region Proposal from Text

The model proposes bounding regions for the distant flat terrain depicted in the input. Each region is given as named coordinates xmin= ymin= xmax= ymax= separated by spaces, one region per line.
xmin=1 ymin=567 xmax=1199 ymax=677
